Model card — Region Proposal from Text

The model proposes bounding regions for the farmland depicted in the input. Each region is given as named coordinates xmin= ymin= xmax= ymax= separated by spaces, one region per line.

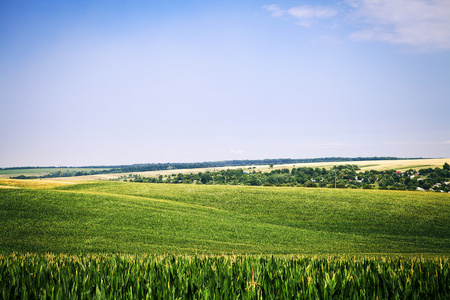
xmin=2 ymin=253 xmax=449 ymax=299
xmin=2 ymin=158 xmax=448 ymax=181
xmin=1 ymin=176 xmax=449 ymax=298
xmin=53 ymin=158 xmax=450 ymax=181
xmin=1 ymin=180 xmax=449 ymax=254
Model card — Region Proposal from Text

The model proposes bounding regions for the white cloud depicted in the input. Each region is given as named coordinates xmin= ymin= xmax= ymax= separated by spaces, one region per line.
xmin=349 ymin=0 xmax=450 ymax=50
xmin=264 ymin=1 xmax=450 ymax=50
xmin=443 ymin=140 xmax=450 ymax=145
xmin=263 ymin=4 xmax=337 ymax=26
xmin=263 ymin=4 xmax=285 ymax=17
xmin=287 ymin=5 xmax=338 ymax=19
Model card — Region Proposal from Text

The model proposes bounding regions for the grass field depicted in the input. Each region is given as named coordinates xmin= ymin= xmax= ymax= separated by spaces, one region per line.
xmin=1 ymin=177 xmax=450 ymax=298
xmin=1 ymin=179 xmax=449 ymax=255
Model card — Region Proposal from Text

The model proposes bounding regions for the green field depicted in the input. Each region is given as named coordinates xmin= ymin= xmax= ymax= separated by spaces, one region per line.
xmin=1 ymin=180 xmax=450 ymax=298
xmin=2 ymin=253 xmax=449 ymax=299
xmin=1 ymin=180 xmax=449 ymax=255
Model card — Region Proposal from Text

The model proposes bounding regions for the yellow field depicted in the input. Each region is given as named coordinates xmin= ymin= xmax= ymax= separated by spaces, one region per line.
xmin=0 ymin=179 xmax=77 ymax=189
xmin=54 ymin=158 xmax=450 ymax=181
xmin=351 ymin=158 xmax=450 ymax=171
xmin=265 ymin=158 xmax=450 ymax=172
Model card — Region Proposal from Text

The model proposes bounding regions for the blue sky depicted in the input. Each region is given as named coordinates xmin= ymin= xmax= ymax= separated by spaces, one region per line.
xmin=1 ymin=0 xmax=449 ymax=167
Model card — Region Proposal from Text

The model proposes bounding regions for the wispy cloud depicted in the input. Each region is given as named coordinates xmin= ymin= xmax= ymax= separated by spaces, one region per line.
xmin=287 ymin=6 xmax=338 ymax=19
xmin=349 ymin=0 xmax=450 ymax=50
xmin=262 ymin=4 xmax=285 ymax=17
xmin=287 ymin=5 xmax=338 ymax=27
xmin=263 ymin=0 xmax=450 ymax=51
xmin=263 ymin=4 xmax=337 ymax=27
xmin=443 ymin=140 xmax=450 ymax=145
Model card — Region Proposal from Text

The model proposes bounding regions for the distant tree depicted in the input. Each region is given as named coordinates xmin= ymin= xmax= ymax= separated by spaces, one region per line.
xmin=246 ymin=175 xmax=262 ymax=186
xmin=421 ymin=182 xmax=432 ymax=190
xmin=304 ymin=181 xmax=317 ymax=187
xmin=336 ymin=183 xmax=346 ymax=188
xmin=386 ymin=176 xmax=395 ymax=186
xmin=444 ymin=163 xmax=450 ymax=170
xmin=200 ymin=173 xmax=212 ymax=184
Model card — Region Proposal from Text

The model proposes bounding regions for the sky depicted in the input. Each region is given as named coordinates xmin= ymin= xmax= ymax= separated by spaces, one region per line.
xmin=1 ymin=0 xmax=449 ymax=168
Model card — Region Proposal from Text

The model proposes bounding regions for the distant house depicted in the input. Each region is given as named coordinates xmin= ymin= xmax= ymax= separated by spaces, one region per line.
xmin=416 ymin=187 xmax=425 ymax=191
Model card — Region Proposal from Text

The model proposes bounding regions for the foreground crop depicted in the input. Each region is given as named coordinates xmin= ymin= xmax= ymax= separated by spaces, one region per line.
xmin=1 ymin=253 xmax=449 ymax=299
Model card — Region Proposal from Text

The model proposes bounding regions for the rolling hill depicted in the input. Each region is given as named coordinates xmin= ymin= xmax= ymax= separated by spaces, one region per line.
xmin=1 ymin=180 xmax=449 ymax=255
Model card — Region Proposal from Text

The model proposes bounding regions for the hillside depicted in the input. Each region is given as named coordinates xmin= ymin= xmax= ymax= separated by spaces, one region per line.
xmin=1 ymin=180 xmax=449 ymax=255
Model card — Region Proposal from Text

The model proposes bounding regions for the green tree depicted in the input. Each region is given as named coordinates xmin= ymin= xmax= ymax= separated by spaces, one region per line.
xmin=200 ymin=173 xmax=212 ymax=184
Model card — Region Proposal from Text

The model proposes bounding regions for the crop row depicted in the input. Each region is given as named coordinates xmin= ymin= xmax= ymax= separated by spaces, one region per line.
xmin=1 ymin=253 xmax=449 ymax=299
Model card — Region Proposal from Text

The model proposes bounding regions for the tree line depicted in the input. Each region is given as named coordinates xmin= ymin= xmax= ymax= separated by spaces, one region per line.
xmin=9 ymin=157 xmax=420 ymax=179
xmin=131 ymin=163 xmax=450 ymax=192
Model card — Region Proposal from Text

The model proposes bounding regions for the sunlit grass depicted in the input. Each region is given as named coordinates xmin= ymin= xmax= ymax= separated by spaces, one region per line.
xmin=1 ymin=181 xmax=449 ymax=255
xmin=0 ymin=178 xmax=77 ymax=189
xmin=1 ymin=180 xmax=450 ymax=298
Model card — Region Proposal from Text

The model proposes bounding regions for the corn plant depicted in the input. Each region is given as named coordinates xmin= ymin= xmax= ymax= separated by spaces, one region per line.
xmin=1 ymin=253 xmax=449 ymax=299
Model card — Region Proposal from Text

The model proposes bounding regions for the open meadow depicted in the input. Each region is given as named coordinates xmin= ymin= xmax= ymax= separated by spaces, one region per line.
xmin=1 ymin=177 xmax=449 ymax=298
xmin=1 ymin=179 xmax=449 ymax=255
